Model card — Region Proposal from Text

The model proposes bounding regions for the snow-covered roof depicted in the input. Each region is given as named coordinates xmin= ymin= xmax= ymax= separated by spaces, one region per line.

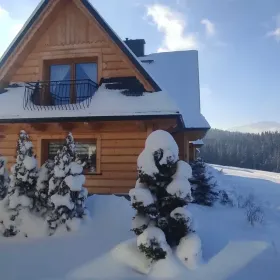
xmin=0 ymin=84 xmax=179 ymax=121
xmin=140 ymin=51 xmax=210 ymax=129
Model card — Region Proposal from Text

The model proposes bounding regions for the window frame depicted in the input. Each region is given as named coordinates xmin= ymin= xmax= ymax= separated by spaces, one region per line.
xmin=43 ymin=57 xmax=99 ymax=104
xmin=38 ymin=134 xmax=101 ymax=175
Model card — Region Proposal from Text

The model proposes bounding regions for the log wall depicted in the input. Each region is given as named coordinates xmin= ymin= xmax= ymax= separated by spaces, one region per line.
xmin=0 ymin=119 xmax=176 ymax=194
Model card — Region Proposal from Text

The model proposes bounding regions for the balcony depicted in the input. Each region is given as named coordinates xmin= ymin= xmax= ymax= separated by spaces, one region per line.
xmin=23 ymin=79 xmax=98 ymax=111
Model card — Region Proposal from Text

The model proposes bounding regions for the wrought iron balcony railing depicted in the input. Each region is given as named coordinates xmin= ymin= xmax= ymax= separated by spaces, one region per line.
xmin=23 ymin=79 xmax=98 ymax=111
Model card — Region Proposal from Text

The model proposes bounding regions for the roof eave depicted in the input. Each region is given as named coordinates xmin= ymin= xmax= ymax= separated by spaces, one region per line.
xmin=0 ymin=114 xmax=181 ymax=124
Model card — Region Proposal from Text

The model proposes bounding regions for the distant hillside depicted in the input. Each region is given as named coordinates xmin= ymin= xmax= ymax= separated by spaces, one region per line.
xmin=229 ymin=121 xmax=280 ymax=134
xmin=200 ymin=129 xmax=280 ymax=172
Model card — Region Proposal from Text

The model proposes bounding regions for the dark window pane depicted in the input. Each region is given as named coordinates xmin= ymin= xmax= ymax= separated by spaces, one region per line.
xmin=48 ymin=142 xmax=64 ymax=159
xmin=48 ymin=141 xmax=97 ymax=174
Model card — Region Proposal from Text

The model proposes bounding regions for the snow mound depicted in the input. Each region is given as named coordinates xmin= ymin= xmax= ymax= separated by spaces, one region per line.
xmin=176 ymin=232 xmax=202 ymax=270
xmin=8 ymin=190 xmax=32 ymax=209
xmin=137 ymin=227 xmax=171 ymax=256
xmin=23 ymin=156 xmax=37 ymax=171
xmin=54 ymin=165 xmax=69 ymax=178
xmin=170 ymin=207 xmax=192 ymax=223
xmin=145 ymin=130 xmax=179 ymax=157
xmin=18 ymin=210 xmax=49 ymax=238
xmin=135 ymin=179 xmax=147 ymax=189
xmin=64 ymin=175 xmax=85 ymax=191
xmin=173 ymin=161 xmax=193 ymax=180
xmin=112 ymin=238 xmax=152 ymax=274
xmin=129 ymin=188 xmax=154 ymax=207
xmin=150 ymin=255 xmax=187 ymax=278
xmin=50 ymin=193 xmax=74 ymax=210
xmin=137 ymin=226 xmax=166 ymax=245
xmin=132 ymin=214 xmax=150 ymax=231
xmin=69 ymin=162 xmax=83 ymax=175
xmin=137 ymin=149 xmax=159 ymax=176
xmin=166 ymin=179 xmax=192 ymax=199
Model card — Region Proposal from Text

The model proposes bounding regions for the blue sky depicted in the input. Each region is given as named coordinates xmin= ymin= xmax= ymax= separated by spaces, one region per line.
xmin=0 ymin=0 xmax=280 ymax=129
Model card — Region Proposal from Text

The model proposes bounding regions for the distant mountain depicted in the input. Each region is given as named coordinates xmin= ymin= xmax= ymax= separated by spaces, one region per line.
xmin=228 ymin=121 xmax=280 ymax=134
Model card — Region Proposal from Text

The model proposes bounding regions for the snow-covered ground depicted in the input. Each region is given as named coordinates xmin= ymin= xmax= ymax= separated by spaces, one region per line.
xmin=0 ymin=165 xmax=280 ymax=280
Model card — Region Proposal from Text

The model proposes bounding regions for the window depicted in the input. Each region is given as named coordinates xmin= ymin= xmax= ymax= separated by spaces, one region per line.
xmin=50 ymin=64 xmax=71 ymax=105
xmin=47 ymin=140 xmax=98 ymax=174
xmin=45 ymin=58 xmax=98 ymax=105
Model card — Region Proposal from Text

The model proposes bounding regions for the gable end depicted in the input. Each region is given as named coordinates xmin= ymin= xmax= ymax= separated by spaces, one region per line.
xmin=0 ymin=0 xmax=161 ymax=92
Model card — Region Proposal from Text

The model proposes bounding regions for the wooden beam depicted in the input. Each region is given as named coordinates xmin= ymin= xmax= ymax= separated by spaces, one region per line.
xmin=146 ymin=122 xmax=154 ymax=137
xmin=183 ymin=133 xmax=189 ymax=162
xmin=88 ymin=122 xmax=104 ymax=131
xmin=135 ymin=121 xmax=146 ymax=131
xmin=30 ymin=123 xmax=48 ymax=132
xmin=36 ymin=138 xmax=42 ymax=166
xmin=57 ymin=122 xmax=75 ymax=131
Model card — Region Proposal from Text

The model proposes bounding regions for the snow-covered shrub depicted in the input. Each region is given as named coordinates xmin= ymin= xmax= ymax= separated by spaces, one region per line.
xmin=137 ymin=227 xmax=170 ymax=263
xmin=2 ymin=131 xmax=38 ymax=236
xmin=132 ymin=213 xmax=150 ymax=235
xmin=130 ymin=130 xmax=196 ymax=263
xmin=138 ymin=130 xmax=178 ymax=187
xmin=35 ymin=160 xmax=54 ymax=214
xmin=47 ymin=133 xmax=87 ymax=234
xmin=0 ymin=156 xmax=9 ymax=200
xmin=190 ymin=158 xmax=218 ymax=206
xmin=129 ymin=187 xmax=156 ymax=217
xmin=246 ymin=203 xmax=264 ymax=226
xmin=236 ymin=193 xmax=264 ymax=226
xmin=219 ymin=190 xmax=234 ymax=206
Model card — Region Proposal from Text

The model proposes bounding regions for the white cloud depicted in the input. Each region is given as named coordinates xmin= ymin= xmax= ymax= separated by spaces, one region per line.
xmin=146 ymin=4 xmax=198 ymax=52
xmin=0 ymin=6 xmax=24 ymax=56
xmin=201 ymin=18 xmax=215 ymax=37
xmin=267 ymin=28 xmax=280 ymax=42
xmin=267 ymin=14 xmax=280 ymax=42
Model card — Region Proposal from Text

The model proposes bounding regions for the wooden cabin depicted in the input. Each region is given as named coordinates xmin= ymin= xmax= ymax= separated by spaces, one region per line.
xmin=0 ymin=0 xmax=210 ymax=194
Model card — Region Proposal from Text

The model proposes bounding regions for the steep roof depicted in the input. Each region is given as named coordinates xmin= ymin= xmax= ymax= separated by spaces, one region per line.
xmin=140 ymin=51 xmax=210 ymax=129
xmin=0 ymin=0 xmax=161 ymax=92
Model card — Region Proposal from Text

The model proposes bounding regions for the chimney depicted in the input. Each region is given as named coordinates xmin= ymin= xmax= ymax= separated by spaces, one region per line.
xmin=124 ymin=38 xmax=146 ymax=57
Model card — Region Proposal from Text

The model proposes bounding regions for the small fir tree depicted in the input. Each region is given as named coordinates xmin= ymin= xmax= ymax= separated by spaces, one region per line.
xmin=35 ymin=159 xmax=54 ymax=214
xmin=129 ymin=130 xmax=194 ymax=262
xmin=47 ymin=133 xmax=87 ymax=234
xmin=189 ymin=158 xmax=218 ymax=206
xmin=0 ymin=156 xmax=9 ymax=200
xmin=9 ymin=131 xmax=38 ymax=208
xmin=3 ymin=130 xmax=38 ymax=236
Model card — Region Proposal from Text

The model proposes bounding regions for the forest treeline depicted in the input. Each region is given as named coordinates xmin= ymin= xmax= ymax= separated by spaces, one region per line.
xmin=200 ymin=129 xmax=280 ymax=172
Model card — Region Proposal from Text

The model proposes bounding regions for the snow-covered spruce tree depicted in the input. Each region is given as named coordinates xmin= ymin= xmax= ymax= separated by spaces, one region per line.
xmin=35 ymin=159 xmax=54 ymax=214
xmin=189 ymin=158 xmax=218 ymax=206
xmin=3 ymin=130 xmax=38 ymax=236
xmin=47 ymin=133 xmax=87 ymax=234
xmin=129 ymin=130 xmax=194 ymax=263
xmin=0 ymin=156 xmax=9 ymax=200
